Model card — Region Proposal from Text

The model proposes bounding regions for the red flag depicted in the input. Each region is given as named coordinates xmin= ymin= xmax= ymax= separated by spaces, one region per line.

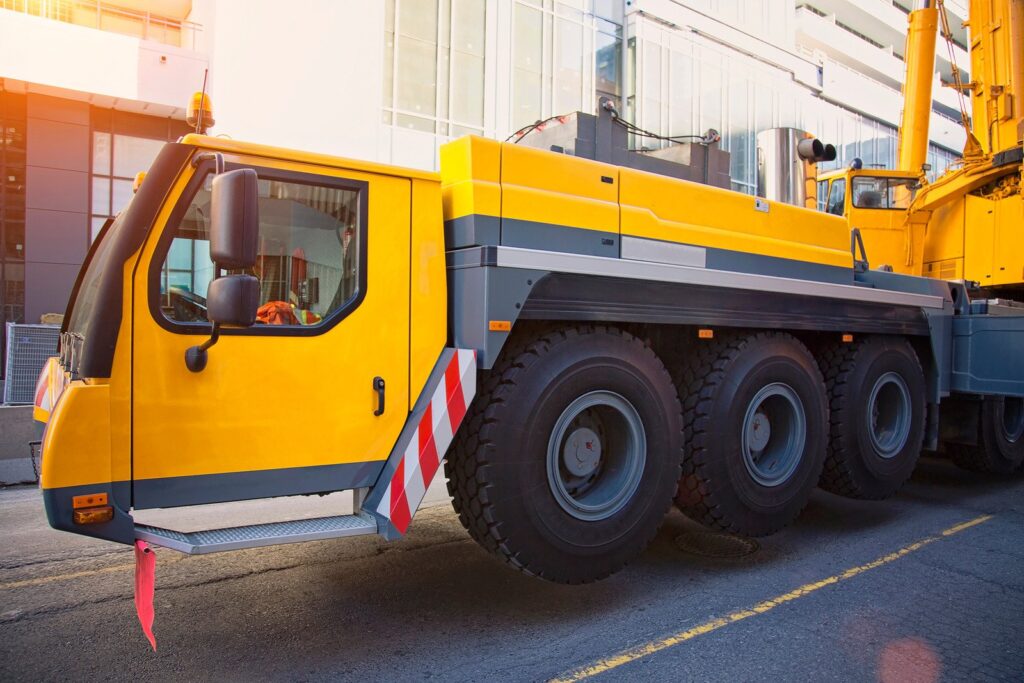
xmin=134 ymin=540 xmax=157 ymax=651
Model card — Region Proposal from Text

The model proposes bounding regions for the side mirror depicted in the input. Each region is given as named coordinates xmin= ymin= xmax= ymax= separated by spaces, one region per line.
xmin=184 ymin=275 xmax=261 ymax=373
xmin=210 ymin=168 xmax=259 ymax=268
xmin=207 ymin=275 xmax=260 ymax=326
xmin=185 ymin=167 xmax=262 ymax=373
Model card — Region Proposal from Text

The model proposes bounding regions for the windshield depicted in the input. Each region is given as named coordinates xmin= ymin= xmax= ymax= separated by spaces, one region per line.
xmin=64 ymin=198 xmax=133 ymax=340
xmin=851 ymin=176 xmax=916 ymax=209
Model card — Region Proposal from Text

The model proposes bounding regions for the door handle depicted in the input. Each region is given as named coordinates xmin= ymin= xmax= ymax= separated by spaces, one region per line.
xmin=373 ymin=376 xmax=386 ymax=416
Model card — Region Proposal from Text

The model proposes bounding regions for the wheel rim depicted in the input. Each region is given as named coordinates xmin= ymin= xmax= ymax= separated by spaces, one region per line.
xmin=741 ymin=383 xmax=806 ymax=487
xmin=1002 ymin=397 xmax=1024 ymax=444
xmin=867 ymin=372 xmax=912 ymax=458
xmin=546 ymin=390 xmax=646 ymax=521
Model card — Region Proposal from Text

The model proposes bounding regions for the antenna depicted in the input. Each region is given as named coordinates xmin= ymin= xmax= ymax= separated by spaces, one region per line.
xmin=195 ymin=68 xmax=209 ymax=134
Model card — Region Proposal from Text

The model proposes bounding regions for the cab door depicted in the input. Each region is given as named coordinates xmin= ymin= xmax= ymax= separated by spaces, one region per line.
xmin=130 ymin=154 xmax=410 ymax=508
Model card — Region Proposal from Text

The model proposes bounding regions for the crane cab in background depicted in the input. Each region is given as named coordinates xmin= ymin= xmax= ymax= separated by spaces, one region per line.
xmin=816 ymin=166 xmax=926 ymax=276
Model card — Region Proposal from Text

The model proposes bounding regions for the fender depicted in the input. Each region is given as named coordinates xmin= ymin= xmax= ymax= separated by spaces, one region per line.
xmin=364 ymin=348 xmax=477 ymax=539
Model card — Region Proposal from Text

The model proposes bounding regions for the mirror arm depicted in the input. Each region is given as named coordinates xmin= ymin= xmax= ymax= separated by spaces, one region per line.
xmin=185 ymin=323 xmax=221 ymax=373
xmin=192 ymin=151 xmax=225 ymax=174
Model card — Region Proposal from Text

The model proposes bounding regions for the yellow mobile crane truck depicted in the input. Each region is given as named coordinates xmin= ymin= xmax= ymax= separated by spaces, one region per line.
xmin=34 ymin=3 xmax=1023 ymax=584
xmin=816 ymin=0 xmax=1023 ymax=477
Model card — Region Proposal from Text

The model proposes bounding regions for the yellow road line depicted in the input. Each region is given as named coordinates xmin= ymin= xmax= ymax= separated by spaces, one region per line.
xmin=0 ymin=562 xmax=136 ymax=591
xmin=552 ymin=514 xmax=994 ymax=683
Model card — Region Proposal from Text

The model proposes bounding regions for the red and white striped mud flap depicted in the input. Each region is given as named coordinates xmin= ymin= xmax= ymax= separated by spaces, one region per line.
xmin=369 ymin=348 xmax=477 ymax=539
xmin=134 ymin=540 xmax=157 ymax=650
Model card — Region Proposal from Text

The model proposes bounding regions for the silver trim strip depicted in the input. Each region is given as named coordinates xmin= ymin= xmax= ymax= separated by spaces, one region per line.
xmin=494 ymin=246 xmax=946 ymax=310
xmin=621 ymin=235 xmax=707 ymax=268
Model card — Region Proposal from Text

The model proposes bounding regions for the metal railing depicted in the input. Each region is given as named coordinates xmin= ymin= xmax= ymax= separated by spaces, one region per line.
xmin=0 ymin=0 xmax=202 ymax=50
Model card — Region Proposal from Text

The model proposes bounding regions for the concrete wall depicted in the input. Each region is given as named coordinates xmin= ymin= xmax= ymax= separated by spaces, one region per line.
xmin=0 ymin=9 xmax=208 ymax=112
xmin=201 ymin=0 xmax=387 ymax=164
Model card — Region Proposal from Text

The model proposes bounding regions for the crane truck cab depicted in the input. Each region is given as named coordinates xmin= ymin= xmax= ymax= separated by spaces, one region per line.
xmin=817 ymin=166 xmax=926 ymax=276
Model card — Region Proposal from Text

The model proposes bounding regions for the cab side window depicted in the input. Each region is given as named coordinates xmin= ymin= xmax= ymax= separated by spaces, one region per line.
xmin=826 ymin=179 xmax=846 ymax=216
xmin=159 ymin=172 xmax=362 ymax=327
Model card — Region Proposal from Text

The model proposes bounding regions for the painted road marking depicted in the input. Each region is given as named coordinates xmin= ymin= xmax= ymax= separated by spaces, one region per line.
xmin=552 ymin=514 xmax=994 ymax=683
xmin=0 ymin=562 xmax=136 ymax=591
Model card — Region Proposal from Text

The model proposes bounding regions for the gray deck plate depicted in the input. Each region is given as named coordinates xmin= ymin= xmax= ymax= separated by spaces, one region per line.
xmin=135 ymin=513 xmax=378 ymax=554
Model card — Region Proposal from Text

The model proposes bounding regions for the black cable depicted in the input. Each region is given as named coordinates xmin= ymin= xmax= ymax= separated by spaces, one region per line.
xmin=505 ymin=114 xmax=567 ymax=143
xmin=612 ymin=116 xmax=711 ymax=144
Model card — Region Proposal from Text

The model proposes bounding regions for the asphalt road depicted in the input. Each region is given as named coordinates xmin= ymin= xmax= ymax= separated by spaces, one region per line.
xmin=1 ymin=457 xmax=1022 ymax=682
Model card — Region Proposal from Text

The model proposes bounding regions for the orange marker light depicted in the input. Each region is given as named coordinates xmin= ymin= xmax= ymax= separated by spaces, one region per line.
xmin=842 ymin=333 xmax=854 ymax=343
xmin=489 ymin=320 xmax=512 ymax=332
xmin=73 ymin=506 xmax=114 ymax=525
xmin=698 ymin=329 xmax=714 ymax=339
xmin=132 ymin=171 xmax=146 ymax=193
xmin=73 ymin=492 xmax=108 ymax=509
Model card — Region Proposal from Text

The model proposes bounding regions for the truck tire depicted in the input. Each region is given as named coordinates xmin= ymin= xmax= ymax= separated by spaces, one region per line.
xmin=817 ymin=337 xmax=926 ymax=499
xmin=948 ymin=397 xmax=1024 ymax=475
xmin=444 ymin=324 xmax=684 ymax=584
xmin=674 ymin=332 xmax=828 ymax=537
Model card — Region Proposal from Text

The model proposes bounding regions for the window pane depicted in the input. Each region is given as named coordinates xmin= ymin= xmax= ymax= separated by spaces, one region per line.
xmin=827 ymin=179 xmax=846 ymax=215
xmin=514 ymin=4 xmax=543 ymax=71
xmin=888 ymin=178 xmax=916 ymax=209
xmin=452 ymin=0 xmax=485 ymax=55
xmin=90 ymin=216 xmax=109 ymax=243
xmin=596 ymin=31 xmax=621 ymax=98
xmin=593 ymin=0 xmax=624 ymax=23
xmin=160 ymin=173 xmax=363 ymax=327
xmin=554 ymin=18 xmax=583 ymax=115
xmin=396 ymin=113 xmax=436 ymax=132
xmin=92 ymin=177 xmax=110 ymax=216
xmin=112 ymin=178 xmax=134 ymax=214
xmin=92 ymin=132 xmax=111 ymax=175
xmin=399 ymin=0 xmax=438 ymax=42
xmin=112 ymin=135 xmax=164 ymax=178
xmin=167 ymin=237 xmax=193 ymax=270
xmin=396 ymin=36 xmax=438 ymax=116
xmin=513 ymin=69 xmax=542 ymax=129
xmin=451 ymin=52 xmax=484 ymax=126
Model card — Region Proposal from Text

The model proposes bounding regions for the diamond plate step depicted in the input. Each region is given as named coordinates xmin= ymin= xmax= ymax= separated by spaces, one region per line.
xmin=135 ymin=512 xmax=378 ymax=554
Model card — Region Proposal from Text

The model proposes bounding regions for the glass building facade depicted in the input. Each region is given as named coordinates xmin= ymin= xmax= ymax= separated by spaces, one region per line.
xmin=380 ymin=0 xmax=962 ymax=188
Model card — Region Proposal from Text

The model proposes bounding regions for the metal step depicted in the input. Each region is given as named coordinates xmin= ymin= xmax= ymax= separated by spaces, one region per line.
xmin=134 ymin=512 xmax=378 ymax=554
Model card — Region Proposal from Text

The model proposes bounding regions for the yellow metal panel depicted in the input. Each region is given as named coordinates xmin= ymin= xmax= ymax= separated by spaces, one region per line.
xmin=620 ymin=168 xmax=851 ymax=268
xmin=990 ymin=193 xmax=1024 ymax=287
xmin=964 ymin=194 xmax=996 ymax=285
xmin=410 ymin=178 xmax=448 ymax=409
xmin=108 ymin=256 xmax=135 ymax=483
xmin=440 ymin=136 xmax=502 ymax=221
xmin=922 ymin=201 xmax=965 ymax=264
xmin=131 ymin=153 xmax=412 ymax=483
xmin=180 ymin=134 xmax=440 ymax=183
xmin=40 ymin=382 xmax=112 ymax=490
xmin=923 ymin=258 xmax=963 ymax=280
xmin=500 ymin=144 xmax=619 ymax=234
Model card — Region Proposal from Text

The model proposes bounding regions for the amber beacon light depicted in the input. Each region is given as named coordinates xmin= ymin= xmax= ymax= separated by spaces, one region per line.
xmin=186 ymin=91 xmax=215 ymax=133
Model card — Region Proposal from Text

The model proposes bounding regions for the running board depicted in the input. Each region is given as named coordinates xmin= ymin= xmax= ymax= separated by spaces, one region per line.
xmin=134 ymin=512 xmax=378 ymax=554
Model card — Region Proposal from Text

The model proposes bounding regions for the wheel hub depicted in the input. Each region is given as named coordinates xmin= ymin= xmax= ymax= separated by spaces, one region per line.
xmin=746 ymin=411 xmax=772 ymax=452
xmin=866 ymin=372 xmax=912 ymax=458
xmin=740 ymin=383 xmax=806 ymax=488
xmin=1002 ymin=397 xmax=1024 ymax=444
xmin=546 ymin=391 xmax=646 ymax=521
xmin=563 ymin=427 xmax=602 ymax=477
